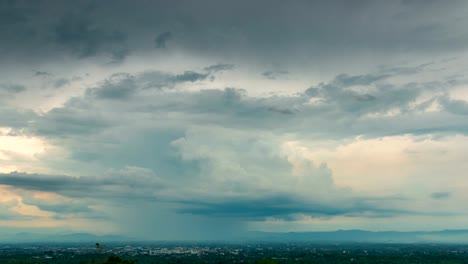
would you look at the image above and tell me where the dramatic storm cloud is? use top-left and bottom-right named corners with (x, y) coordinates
top-left (1, 0), bottom-right (468, 240)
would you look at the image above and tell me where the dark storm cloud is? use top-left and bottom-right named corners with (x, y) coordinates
top-left (0, 1), bottom-right (28, 25)
top-left (2, 0), bottom-right (467, 64)
top-left (155, 31), bottom-right (172, 48)
top-left (177, 195), bottom-right (413, 220)
top-left (53, 13), bottom-right (129, 61)
top-left (0, 171), bottom-right (417, 221)
top-left (0, 0), bottom-right (130, 62)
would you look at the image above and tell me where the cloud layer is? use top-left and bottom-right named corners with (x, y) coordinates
top-left (1, 0), bottom-right (468, 239)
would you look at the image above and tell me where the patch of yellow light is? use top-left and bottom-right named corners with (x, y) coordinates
top-left (0, 186), bottom-right (51, 219)
top-left (0, 127), bottom-right (46, 157)
top-left (0, 216), bottom-right (115, 233)
top-left (364, 108), bottom-right (402, 118)
top-left (0, 127), bottom-right (55, 173)
top-left (0, 185), bottom-right (21, 204)
top-left (449, 86), bottom-right (468, 101)
top-left (0, 187), bottom-right (114, 232)
top-left (32, 191), bottom-right (65, 201)
top-left (284, 136), bottom-right (413, 192)
top-left (424, 100), bottom-right (442, 112)
top-left (282, 135), bottom-right (468, 194)
top-left (11, 201), bottom-right (52, 218)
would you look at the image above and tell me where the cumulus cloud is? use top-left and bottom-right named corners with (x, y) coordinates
top-left (0, 145), bottom-right (414, 222)
top-left (84, 70), bottom-right (212, 100)
top-left (1, 62), bottom-right (457, 225)
top-left (9, 62), bottom-right (465, 162)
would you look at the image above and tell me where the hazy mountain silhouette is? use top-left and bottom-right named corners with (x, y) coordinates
top-left (246, 230), bottom-right (468, 243)
top-left (3, 230), bottom-right (468, 243)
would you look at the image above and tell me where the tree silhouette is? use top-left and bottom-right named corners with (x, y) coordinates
top-left (102, 255), bottom-right (137, 264)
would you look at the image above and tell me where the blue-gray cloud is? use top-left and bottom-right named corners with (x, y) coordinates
top-left (439, 96), bottom-right (468, 116)
top-left (204, 63), bottom-right (234, 73)
top-left (430, 192), bottom-right (451, 200)
top-left (52, 78), bottom-right (71, 88)
top-left (54, 13), bottom-right (129, 61)
top-left (176, 195), bottom-right (416, 220)
top-left (174, 71), bottom-right (209, 82)
top-left (33, 106), bottom-right (112, 136)
top-left (155, 31), bottom-right (172, 48)
top-left (34, 71), bottom-right (52, 77)
top-left (1, 0), bottom-right (468, 237)
top-left (2, 0), bottom-right (468, 65)
top-left (0, 84), bottom-right (26, 94)
top-left (0, 170), bottom-right (418, 222)
top-left (262, 70), bottom-right (289, 80)
top-left (12, 63), bottom-right (466, 145)
top-left (0, 168), bottom-right (164, 200)
top-left (0, 106), bottom-right (36, 129)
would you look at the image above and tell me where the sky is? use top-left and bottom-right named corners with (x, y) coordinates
top-left (1, 0), bottom-right (468, 240)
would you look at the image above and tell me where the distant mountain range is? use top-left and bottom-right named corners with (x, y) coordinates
top-left (2, 230), bottom-right (468, 243)
top-left (245, 229), bottom-right (468, 243)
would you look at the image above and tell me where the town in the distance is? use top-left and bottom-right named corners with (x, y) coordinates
top-left (2, 242), bottom-right (468, 264)
top-left (3, 230), bottom-right (468, 263)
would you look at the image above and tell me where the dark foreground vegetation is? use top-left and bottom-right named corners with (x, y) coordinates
top-left (2, 242), bottom-right (468, 263)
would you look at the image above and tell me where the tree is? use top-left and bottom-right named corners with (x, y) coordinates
top-left (102, 256), bottom-right (137, 264)
top-left (257, 259), bottom-right (280, 264)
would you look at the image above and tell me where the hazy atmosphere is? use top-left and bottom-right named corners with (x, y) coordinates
top-left (1, 0), bottom-right (468, 240)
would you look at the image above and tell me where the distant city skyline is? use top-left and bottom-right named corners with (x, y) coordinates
top-left (1, 0), bottom-right (468, 240)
